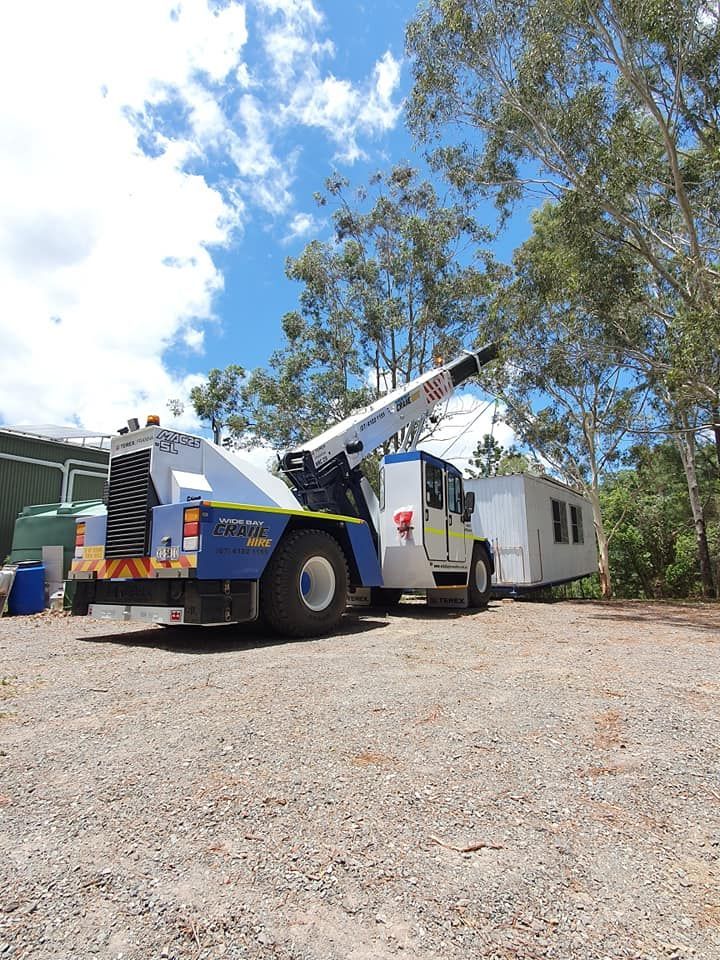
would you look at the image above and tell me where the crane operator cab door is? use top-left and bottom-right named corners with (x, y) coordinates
top-left (423, 460), bottom-right (470, 563)
top-left (446, 469), bottom-right (470, 563)
top-left (423, 460), bottom-right (448, 561)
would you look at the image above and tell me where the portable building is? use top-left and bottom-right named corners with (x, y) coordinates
top-left (466, 473), bottom-right (597, 592)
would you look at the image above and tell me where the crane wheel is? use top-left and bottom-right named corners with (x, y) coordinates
top-left (468, 545), bottom-right (492, 608)
top-left (260, 529), bottom-right (348, 638)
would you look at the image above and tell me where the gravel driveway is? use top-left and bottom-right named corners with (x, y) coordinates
top-left (0, 599), bottom-right (718, 959)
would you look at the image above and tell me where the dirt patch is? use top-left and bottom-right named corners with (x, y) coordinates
top-left (0, 599), bottom-right (719, 959)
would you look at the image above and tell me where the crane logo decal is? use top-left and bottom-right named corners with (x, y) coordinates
top-left (212, 518), bottom-right (273, 549)
top-left (155, 430), bottom-right (202, 455)
top-left (396, 389), bottom-right (420, 412)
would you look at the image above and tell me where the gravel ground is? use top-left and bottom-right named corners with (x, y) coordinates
top-left (0, 598), bottom-right (718, 960)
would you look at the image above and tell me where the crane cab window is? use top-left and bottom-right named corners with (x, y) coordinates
top-left (447, 473), bottom-right (463, 514)
top-left (425, 463), bottom-right (444, 509)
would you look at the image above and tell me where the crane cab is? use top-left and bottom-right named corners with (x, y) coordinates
top-left (378, 451), bottom-right (493, 605)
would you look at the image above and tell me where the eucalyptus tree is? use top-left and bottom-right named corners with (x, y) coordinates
top-left (481, 195), bottom-right (717, 595)
top-left (168, 364), bottom-right (247, 446)
top-left (407, 0), bottom-right (720, 416)
top-left (652, 388), bottom-right (717, 594)
top-left (600, 440), bottom-right (719, 598)
top-left (484, 203), bottom-right (651, 598)
top-left (242, 164), bottom-right (499, 450)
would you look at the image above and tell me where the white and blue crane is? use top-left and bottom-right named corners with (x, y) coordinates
top-left (70, 344), bottom-right (497, 636)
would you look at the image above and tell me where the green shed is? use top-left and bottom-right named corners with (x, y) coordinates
top-left (0, 427), bottom-right (109, 563)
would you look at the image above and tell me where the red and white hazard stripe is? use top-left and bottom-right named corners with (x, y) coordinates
top-left (422, 373), bottom-right (451, 403)
top-left (71, 554), bottom-right (197, 579)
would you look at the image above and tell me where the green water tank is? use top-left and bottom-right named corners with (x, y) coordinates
top-left (10, 501), bottom-right (106, 576)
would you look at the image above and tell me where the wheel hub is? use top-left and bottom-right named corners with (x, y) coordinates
top-left (475, 558), bottom-right (488, 593)
top-left (299, 556), bottom-right (336, 612)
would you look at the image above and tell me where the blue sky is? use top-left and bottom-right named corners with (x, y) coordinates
top-left (0, 0), bottom-right (531, 465)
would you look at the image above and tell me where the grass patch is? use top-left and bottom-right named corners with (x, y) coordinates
top-left (0, 676), bottom-right (18, 699)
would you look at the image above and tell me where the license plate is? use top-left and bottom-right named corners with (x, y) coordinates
top-left (156, 546), bottom-right (180, 561)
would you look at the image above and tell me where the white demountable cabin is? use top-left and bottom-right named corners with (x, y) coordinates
top-left (465, 474), bottom-right (597, 592)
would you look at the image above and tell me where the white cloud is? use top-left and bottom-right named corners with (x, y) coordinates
top-left (285, 51), bottom-right (403, 162)
top-left (0, 0), bottom-right (403, 435)
top-left (260, 0), bottom-right (328, 89)
top-left (183, 327), bottom-right (206, 351)
top-left (418, 393), bottom-right (516, 474)
top-left (228, 95), bottom-right (298, 214)
top-left (283, 211), bottom-right (319, 243)
top-left (259, 0), bottom-right (402, 162)
top-left (0, 0), bottom-right (244, 431)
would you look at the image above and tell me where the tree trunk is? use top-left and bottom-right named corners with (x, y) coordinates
top-left (586, 487), bottom-right (613, 599)
top-left (714, 409), bottom-right (720, 591)
top-left (675, 421), bottom-right (716, 598)
top-left (582, 416), bottom-right (613, 600)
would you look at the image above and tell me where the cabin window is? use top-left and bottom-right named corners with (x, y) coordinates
top-left (551, 498), bottom-right (569, 543)
top-left (447, 473), bottom-right (463, 514)
top-left (425, 463), bottom-right (444, 510)
top-left (570, 504), bottom-right (584, 543)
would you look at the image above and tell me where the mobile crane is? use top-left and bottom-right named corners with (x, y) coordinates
top-left (70, 344), bottom-right (497, 637)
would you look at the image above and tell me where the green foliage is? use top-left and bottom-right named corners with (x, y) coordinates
top-left (466, 432), bottom-right (541, 477)
top-left (242, 165), bottom-right (500, 451)
top-left (407, 0), bottom-right (720, 411)
top-left (599, 440), bottom-right (720, 597)
top-left (476, 201), bottom-right (655, 596)
top-left (549, 576), bottom-right (601, 600)
top-left (179, 365), bottom-right (247, 445)
top-left (241, 311), bottom-right (369, 450)
top-left (481, 203), bottom-right (650, 492)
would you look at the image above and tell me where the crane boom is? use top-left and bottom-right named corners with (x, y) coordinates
top-left (279, 344), bottom-right (497, 532)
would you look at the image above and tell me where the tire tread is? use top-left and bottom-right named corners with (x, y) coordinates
top-left (261, 529), bottom-right (348, 638)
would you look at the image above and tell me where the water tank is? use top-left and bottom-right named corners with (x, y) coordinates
top-left (8, 561), bottom-right (45, 615)
top-left (9, 501), bottom-right (105, 576)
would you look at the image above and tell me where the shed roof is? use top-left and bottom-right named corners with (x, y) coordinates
top-left (1, 425), bottom-right (112, 449)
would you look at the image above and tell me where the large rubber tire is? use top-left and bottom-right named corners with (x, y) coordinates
top-left (260, 529), bottom-right (348, 638)
top-left (369, 587), bottom-right (403, 608)
top-left (468, 545), bottom-right (492, 608)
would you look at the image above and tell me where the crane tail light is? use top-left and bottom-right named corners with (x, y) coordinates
top-left (74, 522), bottom-right (86, 557)
top-left (182, 506), bottom-right (201, 551)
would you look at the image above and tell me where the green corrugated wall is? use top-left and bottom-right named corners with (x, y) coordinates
top-left (0, 432), bottom-right (109, 562)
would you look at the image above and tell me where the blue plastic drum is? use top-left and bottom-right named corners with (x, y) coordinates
top-left (8, 561), bottom-right (45, 615)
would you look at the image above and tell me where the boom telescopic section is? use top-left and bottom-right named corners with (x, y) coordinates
top-left (279, 343), bottom-right (498, 530)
